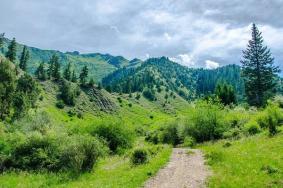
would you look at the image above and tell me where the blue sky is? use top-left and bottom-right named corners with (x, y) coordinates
top-left (1, 0), bottom-right (282, 70)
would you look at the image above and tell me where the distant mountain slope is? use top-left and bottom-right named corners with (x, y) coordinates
top-left (102, 57), bottom-right (197, 100)
top-left (102, 57), bottom-right (247, 100)
top-left (0, 38), bottom-right (138, 81)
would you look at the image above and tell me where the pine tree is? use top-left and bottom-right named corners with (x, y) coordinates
top-left (215, 82), bottom-right (236, 105)
top-left (48, 54), bottom-right (60, 80)
top-left (63, 62), bottom-right (72, 81)
top-left (35, 61), bottom-right (47, 80)
top-left (6, 38), bottom-right (17, 63)
top-left (53, 60), bottom-right (61, 81)
top-left (0, 60), bottom-right (16, 120)
top-left (79, 65), bottom-right (88, 86)
top-left (0, 33), bottom-right (4, 53)
top-left (19, 46), bottom-right (30, 71)
top-left (241, 24), bottom-right (280, 107)
top-left (71, 70), bottom-right (77, 82)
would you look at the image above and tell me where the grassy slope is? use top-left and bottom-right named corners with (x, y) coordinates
top-left (0, 81), bottom-right (188, 188)
top-left (200, 129), bottom-right (283, 188)
top-left (0, 146), bottom-right (172, 188)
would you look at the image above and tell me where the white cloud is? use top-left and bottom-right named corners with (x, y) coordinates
top-left (170, 54), bottom-right (195, 67)
top-left (164, 32), bottom-right (172, 41)
top-left (205, 60), bottom-right (220, 69)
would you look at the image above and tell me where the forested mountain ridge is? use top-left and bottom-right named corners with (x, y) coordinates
top-left (0, 37), bottom-right (136, 81)
top-left (102, 57), bottom-right (248, 100)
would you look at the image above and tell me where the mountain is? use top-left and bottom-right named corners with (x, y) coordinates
top-left (0, 38), bottom-right (140, 82)
top-left (102, 57), bottom-right (246, 100)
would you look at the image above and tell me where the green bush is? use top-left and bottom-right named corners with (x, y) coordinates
top-left (60, 135), bottom-right (108, 173)
top-left (145, 131), bottom-right (159, 144)
top-left (182, 136), bottom-right (195, 147)
top-left (244, 120), bottom-right (261, 135)
top-left (182, 101), bottom-right (228, 142)
top-left (0, 130), bottom-right (107, 173)
top-left (143, 88), bottom-right (156, 101)
top-left (56, 100), bottom-right (65, 109)
top-left (91, 123), bottom-right (134, 153)
top-left (159, 123), bottom-right (181, 146)
top-left (131, 148), bottom-right (148, 165)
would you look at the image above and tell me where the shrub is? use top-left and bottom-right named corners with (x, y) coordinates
top-left (1, 130), bottom-right (107, 173)
top-left (56, 100), bottom-right (65, 109)
top-left (182, 101), bottom-right (228, 142)
top-left (131, 148), bottom-right (148, 165)
top-left (91, 123), bottom-right (134, 153)
top-left (244, 120), bottom-right (261, 135)
top-left (182, 136), bottom-right (195, 147)
top-left (143, 88), bottom-right (156, 101)
top-left (145, 131), bottom-right (159, 144)
top-left (159, 123), bottom-right (181, 146)
top-left (60, 135), bottom-right (108, 173)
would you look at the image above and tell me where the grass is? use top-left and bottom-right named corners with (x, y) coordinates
top-left (200, 129), bottom-right (283, 188)
top-left (0, 145), bottom-right (171, 188)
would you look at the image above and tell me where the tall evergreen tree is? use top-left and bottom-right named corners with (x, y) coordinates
top-left (53, 60), bottom-right (61, 81)
top-left (241, 24), bottom-right (280, 107)
top-left (71, 70), bottom-right (77, 83)
top-left (63, 62), bottom-right (72, 81)
top-left (0, 33), bottom-right (4, 53)
top-left (47, 54), bottom-right (60, 80)
top-left (19, 46), bottom-right (30, 71)
top-left (35, 61), bottom-right (47, 80)
top-left (0, 60), bottom-right (16, 120)
top-left (6, 38), bottom-right (17, 63)
top-left (79, 65), bottom-right (88, 86)
top-left (215, 82), bottom-right (236, 105)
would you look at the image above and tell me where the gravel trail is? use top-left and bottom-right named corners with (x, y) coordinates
top-left (143, 148), bottom-right (211, 188)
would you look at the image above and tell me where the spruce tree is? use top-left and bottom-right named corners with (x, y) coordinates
top-left (47, 54), bottom-right (60, 80)
top-left (215, 82), bottom-right (236, 105)
top-left (71, 70), bottom-right (77, 82)
top-left (53, 60), bottom-right (61, 81)
top-left (241, 24), bottom-right (280, 107)
top-left (35, 61), bottom-right (47, 80)
top-left (6, 38), bottom-right (17, 63)
top-left (0, 33), bottom-right (4, 53)
top-left (63, 62), bottom-right (72, 81)
top-left (79, 66), bottom-right (88, 86)
top-left (19, 46), bottom-right (30, 71)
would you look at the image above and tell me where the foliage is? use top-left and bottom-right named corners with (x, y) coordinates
top-left (159, 123), bottom-right (181, 146)
top-left (35, 61), bottom-right (47, 80)
top-left (80, 65), bottom-right (89, 86)
top-left (5, 38), bottom-right (17, 63)
top-left (182, 101), bottom-right (228, 142)
top-left (0, 60), bottom-right (16, 120)
top-left (56, 100), bottom-right (65, 109)
top-left (90, 123), bottom-right (134, 153)
top-left (244, 120), bottom-right (261, 135)
top-left (60, 80), bottom-right (77, 106)
top-left (241, 24), bottom-right (280, 107)
top-left (131, 148), bottom-right (148, 165)
top-left (13, 74), bottom-right (39, 119)
top-left (63, 62), bottom-right (72, 81)
top-left (215, 82), bottom-right (236, 105)
top-left (19, 46), bottom-right (30, 71)
top-left (142, 88), bottom-right (156, 101)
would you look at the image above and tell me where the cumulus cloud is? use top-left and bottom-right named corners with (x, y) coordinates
top-left (0, 0), bottom-right (283, 70)
top-left (205, 60), bottom-right (220, 69)
top-left (170, 54), bottom-right (195, 67)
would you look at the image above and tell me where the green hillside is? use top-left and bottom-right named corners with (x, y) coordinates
top-left (0, 38), bottom-right (136, 81)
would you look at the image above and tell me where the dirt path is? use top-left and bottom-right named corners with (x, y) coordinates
top-left (143, 148), bottom-right (211, 188)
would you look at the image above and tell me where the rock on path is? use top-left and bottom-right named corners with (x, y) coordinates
top-left (143, 148), bottom-right (211, 188)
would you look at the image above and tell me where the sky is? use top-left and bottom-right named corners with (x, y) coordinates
top-left (1, 0), bottom-right (283, 70)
